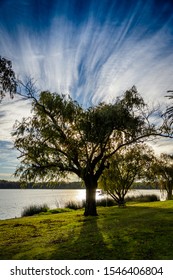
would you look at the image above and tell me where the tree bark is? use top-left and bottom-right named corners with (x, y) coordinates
top-left (117, 196), bottom-right (126, 207)
top-left (167, 184), bottom-right (173, 200)
top-left (84, 177), bottom-right (98, 216)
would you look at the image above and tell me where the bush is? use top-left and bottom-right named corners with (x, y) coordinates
top-left (125, 194), bottom-right (159, 203)
top-left (65, 198), bottom-right (116, 210)
top-left (42, 208), bottom-right (74, 215)
top-left (96, 198), bottom-right (116, 207)
top-left (21, 204), bottom-right (49, 217)
top-left (64, 200), bottom-right (85, 210)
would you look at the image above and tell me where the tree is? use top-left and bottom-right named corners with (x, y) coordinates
top-left (99, 144), bottom-right (154, 206)
top-left (0, 56), bottom-right (17, 101)
top-left (149, 153), bottom-right (173, 200)
top-left (163, 89), bottom-right (173, 124)
top-left (12, 86), bottom-right (171, 216)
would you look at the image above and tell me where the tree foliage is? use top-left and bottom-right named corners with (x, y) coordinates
top-left (149, 153), bottom-right (173, 200)
top-left (0, 56), bottom-right (17, 101)
top-left (99, 144), bottom-right (154, 206)
top-left (12, 86), bottom-right (171, 215)
top-left (165, 90), bottom-right (173, 124)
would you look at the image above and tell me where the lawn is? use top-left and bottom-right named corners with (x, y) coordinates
top-left (0, 201), bottom-right (173, 259)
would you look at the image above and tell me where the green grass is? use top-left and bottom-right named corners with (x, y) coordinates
top-left (0, 200), bottom-right (173, 259)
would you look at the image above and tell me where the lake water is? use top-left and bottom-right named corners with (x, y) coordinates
top-left (0, 188), bottom-right (166, 220)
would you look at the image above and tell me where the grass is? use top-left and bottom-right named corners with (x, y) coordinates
top-left (0, 200), bottom-right (173, 259)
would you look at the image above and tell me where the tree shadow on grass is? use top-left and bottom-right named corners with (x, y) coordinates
top-left (71, 205), bottom-right (173, 260)
top-left (71, 217), bottom-right (112, 259)
top-left (101, 204), bottom-right (173, 260)
top-left (49, 212), bottom-right (139, 260)
top-left (48, 203), bottom-right (173, 260)
top-left (50, 216), bottom-right (112, 260)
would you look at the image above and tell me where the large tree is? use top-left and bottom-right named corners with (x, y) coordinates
top-left (99, 144), bottom-right (154, 206)
top-left (0, 56), bottom-right (17, 101)
top-left (12, 86), bottom-right (171, 215)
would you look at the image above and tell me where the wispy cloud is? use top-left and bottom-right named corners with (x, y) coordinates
top-left (0, 140), bottom-right (19, 180)
top-left (0, 1), bottom-right (173, 106)
top-left (0, 96), bottom-right (31, 178)
top-left (0, 95), bottom-right (32, 141)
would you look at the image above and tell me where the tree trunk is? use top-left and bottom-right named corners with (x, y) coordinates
top-left (167, 185), bottom-right (173, 200)
top-left (84, 177), bottom-right (98, 216)
top-left (117, 196), bottom-right (126, 207)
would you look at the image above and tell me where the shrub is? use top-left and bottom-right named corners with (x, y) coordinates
top-left (64, 200), bottom-right (84, 210)
top-left (41, 208), bottom-right (74, 215)
top-left (48, 208), bottom-right (73, 214)
top-left (21, 204), bottom-right (49, 217)
top-left (65, 198), bottom-right (116, 209)
top-left (125, 194), bottom-right (159, 203)
top-left (96, 198), bottom-right (116, 207)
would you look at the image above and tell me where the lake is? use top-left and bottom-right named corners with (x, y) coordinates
top-left (0, 188), bottom-right (166, 220)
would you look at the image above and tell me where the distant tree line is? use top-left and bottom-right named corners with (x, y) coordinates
top-left (0, 179), bottom-right (156, 190)
top-left (0, 180), bottom-right (83, 189)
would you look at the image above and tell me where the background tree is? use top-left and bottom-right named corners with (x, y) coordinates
top-left (99, 144), bottom-right (154, 206)
top-left (165, 90), bottom-right (173, 124)
top-left (149, 153), bottom-right (173, 200)
top-left (0, 56), bottom-right (17, 101)
top-left (12, 86), bottom-right (171, 216)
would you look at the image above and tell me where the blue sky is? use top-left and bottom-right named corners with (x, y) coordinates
top-left (0, 0), bottom-right (173, 180)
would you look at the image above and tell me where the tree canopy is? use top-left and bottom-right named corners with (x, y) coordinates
top-left (165, 90), bottom-right (173, 124)
top-left (0, 56), bottom-right (17, 101)
top-left (12, 86), bottom-right (171, 215)
top-left (148, 153), bottom-right (173, 200)
top-left (99, 144), bottom-right (154, 206)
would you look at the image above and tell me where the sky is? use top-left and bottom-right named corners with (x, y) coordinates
top-left (0, 0), bottom-right (173, 180)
